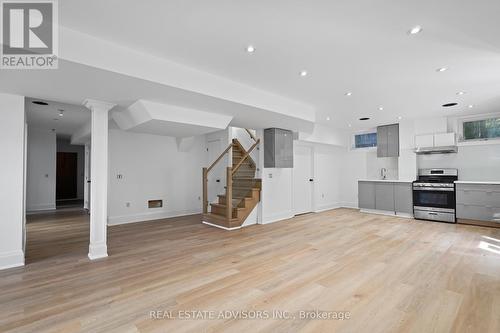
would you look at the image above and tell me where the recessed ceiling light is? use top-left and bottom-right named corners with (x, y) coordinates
top-left (345, 92), bottom-right (352, 96)
top-left (359, 117), bottom-right (370, 121)
top-left (299, 70), bottom-right (308, 77)
top-left (436, 67), bottom-right (448, 72)
top-left (32, 101), bottom-right (48, 106)
top-left (348, 124), bottom-right (352, 127)
top-left (398, 116), bottom-right (403, 120)
top-left (468, 104), bottom-right (474, 108)
top-left (408, 25), bottom-right (423, 35)
top-left (326, 116), bottom-right (330, 121)
top-left (58, 110), bottom-right (64, 117)
top-left (456, 91), bottom-right (466, 95)
top-left (378, 106), bottom-right (384, 111)
top-left (442, 103), bottom-right (458, 107)
top-left (246, 45), bottom-right (255, 53)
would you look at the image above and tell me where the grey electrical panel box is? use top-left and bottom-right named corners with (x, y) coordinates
top-left (264, 128), bottom-right (294, 168)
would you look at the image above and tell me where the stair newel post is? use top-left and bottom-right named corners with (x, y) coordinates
top-left (202, 167), bottom-right (208, 214)
top-left (226, 167), bottom-right (233, 219)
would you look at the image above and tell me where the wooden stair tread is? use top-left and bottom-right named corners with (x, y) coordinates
top-left (210, 203), bottom-right (245, 211)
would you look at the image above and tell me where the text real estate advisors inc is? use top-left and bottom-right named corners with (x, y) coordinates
top-left (149, 309), bottom-right (352, 321)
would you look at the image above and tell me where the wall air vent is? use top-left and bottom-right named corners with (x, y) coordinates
top-left (148, 200), bottom-right (163, 208)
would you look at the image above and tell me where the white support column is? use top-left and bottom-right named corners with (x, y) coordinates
top-left (83, 99), bottom-right (116, 260)
top-left (83, 143), bottom-right (90, 211)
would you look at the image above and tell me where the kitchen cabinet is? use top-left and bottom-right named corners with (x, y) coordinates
top-left (415, 133), bottom-right (456, 148)
top-left (358, 180), bottom-right (413, 215)
top-left (358, 181), bottom-right (375, 210)
top-left (415, 134), bottom-right (434, 148)
top-left (264, 128), bottom-right (293, 168)
top-left (456, 183), bottom-right (500, 224)
top-left (394, 183), bottom-right (413, 214)
top-left (377, 124), bottom-right (399, 157)
top-left (375, 183), bottom-right (395, 211)
top-left (434, 133), bottom-right (456, 146)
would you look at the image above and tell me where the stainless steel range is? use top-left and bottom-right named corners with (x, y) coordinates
top-left (413, 169), bottom-right (458, 223)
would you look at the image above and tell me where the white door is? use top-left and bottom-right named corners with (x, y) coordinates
top-left (293, 146), bottom-right (313, 215)
top-left (207, 139), bottom-right (225, 203)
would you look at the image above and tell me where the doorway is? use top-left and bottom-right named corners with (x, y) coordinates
top-left (57, 152), bottom-right (78, 201)
top-left (293, 145), bottom-right (314, 215)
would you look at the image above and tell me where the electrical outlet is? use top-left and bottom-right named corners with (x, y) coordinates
top-left (198, 196), bottom-right (201, 200)
top-left (125, 202), bottom-right (130, 207)
top-left (268, 173), bottom-right (273, 179)
top-left (322, 194), bottom-right (325, 198)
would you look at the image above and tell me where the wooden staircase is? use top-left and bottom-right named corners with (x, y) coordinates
top-left (202, 131), bottom-right (261, 229)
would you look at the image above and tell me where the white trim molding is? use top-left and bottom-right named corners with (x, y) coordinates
top-left (202, 221), bottom-right (241, 231)
top-left (0, 250), bottom-right (25, 270)
top-left (108, 209), bottom-right (201, 226)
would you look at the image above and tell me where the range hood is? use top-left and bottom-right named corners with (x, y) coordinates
top-left (414, 146), bottom-right (458, 154)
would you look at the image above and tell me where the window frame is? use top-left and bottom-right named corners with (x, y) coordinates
top-left (351, 129), bottom-right (378, 151)
top-left (457, 113), bottom-right (500, 143)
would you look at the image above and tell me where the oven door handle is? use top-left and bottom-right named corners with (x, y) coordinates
top-left (413, 187), bottom-right (455, 192)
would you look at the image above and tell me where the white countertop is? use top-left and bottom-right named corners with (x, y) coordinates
top-left (455, 180), bottom-right (500, 185)
top-left (358, 179), bottom-right (414, 183)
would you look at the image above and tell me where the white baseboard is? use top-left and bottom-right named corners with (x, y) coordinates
top-left (314, 202), bottom-right (342, 213)
top-left (360, 209), bottom-right (396, 217)
top-left (88, 242), bottom-right (108, 260)
top-left (27, 203), bottom-right (56, 213)
top-left (108, 209), bottom-right (201, 226)
top-left (0, 250), bottom-right (24, 270)
top-left (261, 211), bottom-right (294, 224)
top-left (202, 221), bottom-right (241, 231)
top-left (339, 202), bottom-right (359, 209)
top-left (395, 212), bottom-right (414, 219)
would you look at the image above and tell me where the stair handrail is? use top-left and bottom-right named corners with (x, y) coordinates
top-left (245, 128), bottom-right (258, 143)
top-left (203, 142), bottom-right (233, 214)
top-left (207, 143), bottom-right (233, 172)
top-left (231, 139), bottom-right (260, 176)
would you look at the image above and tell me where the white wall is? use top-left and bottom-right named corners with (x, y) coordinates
top-left (57, 138), bottom-right (85, 200)
top-left (107, 129), bottom-right (205, 225)
top-left (26, 128), bottom-right (56, 211)
top-left (418, 144), bottom-right (500, 181)
top-left (339, 149), bottom-right (367, 208)
top-left (261, 137), bottom-right (347, 224)
top-left (0, 93), bottom-right (25, 270)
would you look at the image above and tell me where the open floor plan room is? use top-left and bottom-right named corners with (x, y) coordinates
top-left (1, 209), bottom-right (499, 332)
top-left (1, 1), bottom-right (500, 332)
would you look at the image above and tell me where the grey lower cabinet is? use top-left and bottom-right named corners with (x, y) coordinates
top-left (394, 183), bottom-right (413, 214)
top-left (375, 183), bottom-right (395, 211)
top-left (456, 183), bottom-right (500, 223)
top-left (358, 181), bottom-right (375, 209)
top-left (377, 124), bottom-right (399, 157)
top-left (358, 181), bottom-right (413, 215)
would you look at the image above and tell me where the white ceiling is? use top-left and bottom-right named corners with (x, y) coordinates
top-left (26, 97), bottom-right (90, 138)
top-left (58, 0), bottom-right (500, 130)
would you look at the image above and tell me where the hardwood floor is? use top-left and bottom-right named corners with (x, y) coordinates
top-left (1, 209), bottom-right (500, 332)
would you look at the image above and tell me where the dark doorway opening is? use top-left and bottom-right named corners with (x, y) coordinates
top-left (56, 152), bottom-right (80, 207)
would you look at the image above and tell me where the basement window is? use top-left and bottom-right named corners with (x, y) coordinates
top-left (353, 132), bottom-right (377, 149)
top-left (461, 116), bottom-right (500, 141)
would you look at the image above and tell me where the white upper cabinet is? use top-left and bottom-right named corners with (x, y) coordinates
top-left (415, 133), bottom-right (456, 148)
top-left (415, 134), bottom-right (434, 148)
top-left (434, 133), bottom-right (456, 146)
